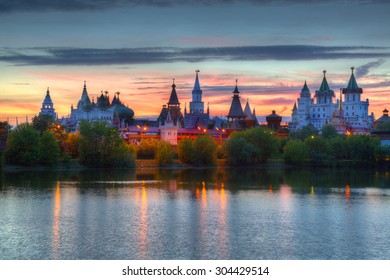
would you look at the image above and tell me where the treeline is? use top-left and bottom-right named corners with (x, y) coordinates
top-left (284, 125), bottom-right (389, 166)
top-left (1, 117), bottom-right (389, 169)
top-left (1, 117), bottom-right (137, 168)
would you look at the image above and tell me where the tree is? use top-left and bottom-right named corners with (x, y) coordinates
top-left (0, 121), bottom-right (11, 152)
top-left (304, 136), bottom-right (332, 164)
top-left (178, 137), bottom-right (193, 164)
top-left (192, 134), bottom-right (217, 166)
top-left (156, 141), bottom-right (174, 166)
top-left (78, 120), bottom-right (135, 168)
top-left (64, 132), bottom-right (80, 158)
top-left (136, 138), bottom-right (158, 159)
top-left (289, 125), bottom-right (317, 140)
top-left (224, 134), bottom-right (255, 166)
top-left (224, 127), bottom-right (279, 165)
top-left (321, 125), bottom-right (338, 139)
top-left (5, 124), bottom-right (40, 165)
top-left (347, 134), bottom-right (380, 165)
top-left (283, 140), bottom-right (309, 165)
top-left (39, 130), bottom-right (61, 166)
top-left (32, 114), bottom-right (55, 134)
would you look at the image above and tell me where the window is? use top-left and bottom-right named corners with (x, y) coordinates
top-left (323, 108), bottom-right (325, 111)
top-left (353, 94), bottom-right (355, 101)
top-left (352, 106), bottom-right (354, 110)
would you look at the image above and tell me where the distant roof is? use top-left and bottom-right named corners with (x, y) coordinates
top-left (43, 87), bottom-right (53, 105)
top-left (227, 83), bottom-right (246, 119)
top-left (343, 67), bottom-right (363, 94)
top-left (168, 81), bottom-right (180, 105)
top-left (319, 70), bottom-right (330, 92)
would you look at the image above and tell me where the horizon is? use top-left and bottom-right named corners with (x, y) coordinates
top-left (1, 0), bottom-right (389, 125)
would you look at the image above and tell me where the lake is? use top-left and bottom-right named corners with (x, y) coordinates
top-left (1, 167), bottom-right (389, 259)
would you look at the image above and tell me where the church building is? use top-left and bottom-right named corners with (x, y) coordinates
top-left (39, 87), bottom-right (56, 120)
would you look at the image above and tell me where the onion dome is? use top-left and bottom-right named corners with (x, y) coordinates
top-left (113, 103), bottom-right (134, 120)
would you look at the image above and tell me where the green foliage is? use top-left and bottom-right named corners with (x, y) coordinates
top-left (39, 130), bottom-right (61, 166)
top-left (283, 140), bottom-right (308, 165)
top-left (178, 138), bottom-right (193, 164)
top-left (304, 136), bottom-right (332, 164)
top-left (192, 135), bottom-right (217, 166)
top-left (5, 124), bottom-right (40, 165)
top-left (347, 134), bottom-right (380, 164)
top-left (0, 121), bottom-right (11, 152)
top-left (177, 135), bottom-right (217, 166)
top-left (79, 121), bottom-right (135, 168)
top-left (321, 125), bottom-right (338, 139)
top-left (156, 141), bottom-right (174, 166)
top-left (224, 135), bottom-right (255, 166)
top-left (289, 125), bottom-right (317, 140)
top-left (136, 138), bottom-right (159, 159)
top-left (224, 127), bottom-right (279, 165)
top-left (32, 114), bottom-right (55, 134)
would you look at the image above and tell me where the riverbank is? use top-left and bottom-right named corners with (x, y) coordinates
top-left (2, 157), bottom-right (389, 172)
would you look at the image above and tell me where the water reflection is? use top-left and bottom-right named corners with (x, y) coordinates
top-left (51, 182), bottom-right (61, 258)
top-left (1, 167), bottom-right (390, 259)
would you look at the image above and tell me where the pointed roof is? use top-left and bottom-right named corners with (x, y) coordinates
top-left (302, 80), bottom-right (309, 91)
top-left (227, 80), bottom-right (246, 119)
top-left (43, 87), bottom-right (53, 105)
top-left (80, 81), bottom-right (91, 103)
top-left (319, 70), bottom-right (330, 91)
top-left (300, 80), bottom-right (311, 98)
top-left (343, 67), bottom-right (363, 94)
top-left (193, 70), bottom-right (202, 93)
top-left (292, 102), bottom-right (297, 112)
top-left (168, 79), bottom-right (180, 105)
top-left (244, 99), bottom-right (253, 120)
top-left (347, 67), bottom-right (359, 89)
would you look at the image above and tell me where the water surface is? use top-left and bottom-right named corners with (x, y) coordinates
top-left (1, 168), bottom-right (389, 259)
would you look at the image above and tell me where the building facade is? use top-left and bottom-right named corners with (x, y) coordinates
top-left (39, 87), bottom-right (56, 119)
top-left (291, 68), bottom-right (373, 133)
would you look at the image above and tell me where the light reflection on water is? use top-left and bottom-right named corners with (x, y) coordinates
top-left (0, 168), bottom-right (390, 260)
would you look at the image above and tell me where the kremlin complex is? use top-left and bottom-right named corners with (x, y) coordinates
top-left (36, 69), bottom-right (389, 145)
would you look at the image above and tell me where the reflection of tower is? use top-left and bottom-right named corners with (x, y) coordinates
top-left (51, 182), bottom-right (61, 258)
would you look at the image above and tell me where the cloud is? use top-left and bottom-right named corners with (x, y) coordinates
top-left (355, 59), bottom-right (386, 78)
top-left (1, 45), bottom-right (389, 66)
top-left (0, 0), bottom-right (388, 13)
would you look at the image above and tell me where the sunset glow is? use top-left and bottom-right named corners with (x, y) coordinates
top-left (1, 1), bottom-right (389, 126)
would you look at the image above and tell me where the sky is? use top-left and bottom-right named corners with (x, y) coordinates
top-left (1, 0), bottom-right (390, 125)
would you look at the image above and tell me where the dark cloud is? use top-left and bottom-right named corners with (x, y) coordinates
top-left (1, 45), bottom-right (389, 66)
top-left (355, 59), bottom-right (385, 78)
top-left (0, 0), bottom-right (388, 13)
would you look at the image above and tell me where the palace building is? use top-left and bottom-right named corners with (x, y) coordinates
top-left (290, 68), bottom-right (374, 133)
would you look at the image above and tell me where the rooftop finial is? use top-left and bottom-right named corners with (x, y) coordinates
top-left (47, 87), bottom-right (49, 93)
top-left (236, 79), bottom-right (238, 86)
top-left (84, 80), bottom-right (86, 87)
top-left (323, 70), bottom-right (326, 77)
top-left (195, 69), bottom-right (200, 74)
top-left (351, 66), bottom-right (355, 73)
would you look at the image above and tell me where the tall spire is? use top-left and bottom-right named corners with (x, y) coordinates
top-left (233, 79), bottom-right (240, 94)
top-left (193, 70), bottom-right (201, 92)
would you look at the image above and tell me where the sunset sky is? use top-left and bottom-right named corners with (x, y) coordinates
top-left (1, 0), bottom-right (390, 125)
